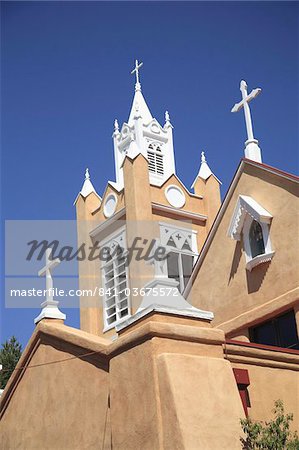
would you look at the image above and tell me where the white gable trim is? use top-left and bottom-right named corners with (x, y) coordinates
top-left (228, 195), bottom-right (272, 241)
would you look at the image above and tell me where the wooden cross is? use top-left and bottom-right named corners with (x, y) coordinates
top-left (231, 80), bottom-right (261, 142)
top-left (131, 59), bottom-right (143, 86)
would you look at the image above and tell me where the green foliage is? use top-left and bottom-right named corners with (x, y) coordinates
top-left (241, 400), bottom-right (299, 449)
top-left (0, 336), bottom-right (22, 389)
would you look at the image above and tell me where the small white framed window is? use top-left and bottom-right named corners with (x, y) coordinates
top-left (101, 229), bottom-right (130, 331)
top-left (228, 195), bottom-right (275, 271)
top-left (160, 223), bottom-right (198, 292)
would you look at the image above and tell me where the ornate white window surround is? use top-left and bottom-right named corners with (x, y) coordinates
top-left (100, 228), bottom-right (131, 332)
top-left (228, 195), bottom-right (275, 271)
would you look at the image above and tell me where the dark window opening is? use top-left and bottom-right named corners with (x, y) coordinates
top-left (250, 310), bottom-right (299, 350)
top-left (181, 253), bottom-right (193, 290)
top-left (167, 251), bottom-right (180, 287)
top-left (249, 220), bottom-right (265, 258)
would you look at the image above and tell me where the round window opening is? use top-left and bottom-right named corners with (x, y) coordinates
top-left (104, 194), bottom-right (117, 218)
top-left (165, 185), bottom-right (186, 209)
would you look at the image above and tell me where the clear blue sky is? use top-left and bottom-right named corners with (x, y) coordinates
top-left (1, 1), bottom-right (298, 348)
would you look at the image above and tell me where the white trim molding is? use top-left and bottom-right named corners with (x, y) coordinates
top-left (152, 202), bottom-right (207, 223)
top-left (228, 195), bottom-right (274, 271)
top-left (228, 195), bottom-right (272, 241)
top-left (245, 251), bottom-right (275, 272)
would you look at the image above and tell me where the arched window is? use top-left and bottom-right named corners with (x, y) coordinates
top-left (228, 195), bottom-right (274, 271)
top-left (163, 229), bottom-right (196, 293)
top-left (249, 220), bottom-right (265, 258)
top-left (147, 142), bottom-right (164, 176)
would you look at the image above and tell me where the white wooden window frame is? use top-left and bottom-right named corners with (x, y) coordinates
top-left (100, 227), bottom-right (131, 332)
top-left (159, 222), bottom-right (198, 292)
top-left (243, 215), bottom-right (275, 271)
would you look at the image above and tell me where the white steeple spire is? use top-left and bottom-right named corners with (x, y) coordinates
top-left (164, 110), bottom-right (173, 129)
top-left (198, 151), bottom-right (212, 180)
top-left (74, 168), bottom-right (101, 205)
top-left (114, 119), bottom-right (119, 133)
top-left (80, 168), bottom-right (97, 197)
top-left (231, 80), bottom-right (262, 163)
top-left (191, 151), bottom-right (220, 189)
top-left (112, 60), bottom-right (176, 189)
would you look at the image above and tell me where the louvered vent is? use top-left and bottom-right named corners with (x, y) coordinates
top-left (147, 144), bottom-right (164, 176)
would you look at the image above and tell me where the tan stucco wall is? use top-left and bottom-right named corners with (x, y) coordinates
top-left (157, 354), bottom-right (243, 449)
top-left (0, 332), bottom-right (110, 449)
top-left (150, 174), bottom-right (205, 215)
top-left (189, 163), bottom-right (299, 335)
top-left (193, 175), bottom-right (221, 229)
top-left (226, 342), bottom-right (299, 431)
top-left (92, 184), bottom-right (125, 220)
top-left (110, 318), bottom-right (245, 450)
top-left (234, 362), bottom-right (299, 430)
top-left (1, 317), bottom-right (298, 449)
top-left (76, 193), bottom-right (104, 335)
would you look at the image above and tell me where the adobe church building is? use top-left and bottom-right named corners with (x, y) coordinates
top-left (1, 62), bottom-right (298, 449)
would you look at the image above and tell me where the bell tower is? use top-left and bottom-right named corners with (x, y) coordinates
top-left (75, 61), bottom-right (221, 337)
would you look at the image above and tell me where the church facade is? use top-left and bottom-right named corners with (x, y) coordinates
top-left (0, 63), bottom-right (298, 449)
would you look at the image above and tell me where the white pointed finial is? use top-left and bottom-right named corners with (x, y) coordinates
top-left (231, 80), bottom-right (262, 162)
top-left (191, 150), bottom-right (218, 188)
top-left (164, 110), bottom-right (173, 129)
top-left (85, 168), bottom-right (90, 180)
top-left (131, 59), bottom-right (143, 91)
top-left (114, 119), bottom-right (119, 132)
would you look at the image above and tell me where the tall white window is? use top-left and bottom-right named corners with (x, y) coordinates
top-left (101, 230), bottom-right (130, 330)
top-left (147, 142), bottom-right (164, 176)
top-left (160, 224), bottom-right (198, 293)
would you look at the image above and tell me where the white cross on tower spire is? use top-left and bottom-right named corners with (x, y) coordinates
top-left (34, 248), bottom-right (66, 324)
top-left (231, 80), bottom-right (262, 163)
top-left (131, 59), bottom-right (143, 92)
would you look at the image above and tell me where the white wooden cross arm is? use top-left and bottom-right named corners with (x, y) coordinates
top-left (38, 256), bottom-right (60, 276)
top-left (231, 80), bottom-right (262, 163)
top-left (231, 88), bottom-right (261, 113)
top-left (131, 59), bottom-right (143, 90)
